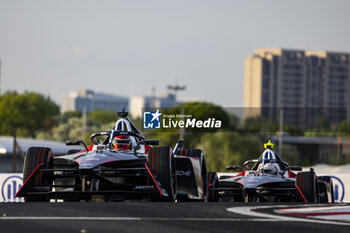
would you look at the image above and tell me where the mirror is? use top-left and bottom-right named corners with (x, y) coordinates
top-left (143, 140), bottom-right (159, 146)
top-left (65, 140), bottom-right (88, 152)
top-left (289, 166), bottom-right (302, 171)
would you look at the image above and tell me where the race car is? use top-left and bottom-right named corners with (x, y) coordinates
top-left (16, 110), bottom-right (207, 202)
top-left (207, 141), bottom-right (334, 203)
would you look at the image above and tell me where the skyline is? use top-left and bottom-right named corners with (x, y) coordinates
top-left (0, 0), bottom-right (350, 107)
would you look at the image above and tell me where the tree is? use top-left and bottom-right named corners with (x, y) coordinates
top-left (242, 116), bottom-right (278, 133)
top-left (37, 116), bottom-right (102, 144)
top-left (336, 120), bottom-right (350, 136)
top-left (57, 111), bottom-right (82, 124)
top-left (196, 131), bottom-right (262, 172)
top-left (0, 91), bottom-right (59, 137)
top-left (89, 110), bottom-right (117, 124)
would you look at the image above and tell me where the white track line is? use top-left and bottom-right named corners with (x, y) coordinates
top-left (275, 206), bottom-right (350, 214)
top-left (0, 216), bottom-right (284, 222)
top-left (226, 205), bottom-right (350, 226)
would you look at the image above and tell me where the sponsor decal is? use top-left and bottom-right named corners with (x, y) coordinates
top-left (330, 176), bottom-right (345, 202)
top-left (0, 175), bottom-right (23, 202)
top-left (176, 171), bottom-right (192, 177)
top-left (163, 118), bottom-right (221, 128)
top-left (143, 109), bottom-right (222, 129)
top-left (143, 110), bottom-right (162, 129)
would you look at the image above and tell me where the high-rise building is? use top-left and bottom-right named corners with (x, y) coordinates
top-left (61, 89), bottom-right (129, 113)
top-left (244, 48), bottom-right (350, 128)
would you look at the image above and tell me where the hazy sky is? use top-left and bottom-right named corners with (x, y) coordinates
top-left (0, 0), bottom-right (349, 107)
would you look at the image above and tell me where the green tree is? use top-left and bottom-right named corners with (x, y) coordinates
top-left (0, 91), bottom-right (59, 137)
top-left (197, 131), bottom-right (262, 172)
top-left (57, 111), bottom-right (82, 124)
top-left (242, 116), bottom-right (278, 133)
top-left (37, 116), bottom-right (102, 144)
top-left (278, 144), bottom-right (309, 166)
top-left (336, 120), bottom-right (350, 136)
top-left (89, 110), bottom-right (117, 124)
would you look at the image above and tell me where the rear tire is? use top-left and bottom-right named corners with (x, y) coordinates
top-left (206, 172), bottom-right (218, 202)
top-left (318, 176), bottom-right (334, 203)
top-left (147, 146), bottom-right (177, 201)
top-left (23, 147), bottom-right (53, 202)
top-left (177, 149), bottom-right (207, 200)
top-left (296, 171), bottom-right (318, 203)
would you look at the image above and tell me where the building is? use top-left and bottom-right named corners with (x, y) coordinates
top-left (271, 135), bottom-right (350, 165)
top-left (130, 92), bottom-right (179, 118)
top-left (61, 89), bottom-right (129, 113)
top-left (244, 48), bottom-right (350, 128)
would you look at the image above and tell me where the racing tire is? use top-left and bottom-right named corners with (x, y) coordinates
top-left (296, 170), bottom-right (318, 203)
top-left (177, 149), bottom-right (207, 200)
top-left (147, 146), bottom-right (177, 202)
top-left (23, 147), bottom-right (53, 202)
top-left (206, 172), bottom-right (218, 202)
top-left (318, 176), bottom-right (334, 203)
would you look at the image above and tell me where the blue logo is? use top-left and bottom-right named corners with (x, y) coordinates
top-left (1, 175), bottom-right (23, 202)
top-left (143, 109), bottom-right (162, 129)
top-left (330, 176), bottom-right (345, 202)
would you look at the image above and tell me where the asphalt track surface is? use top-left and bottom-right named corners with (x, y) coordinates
top-left (0, 202), bottom-right (349, 233)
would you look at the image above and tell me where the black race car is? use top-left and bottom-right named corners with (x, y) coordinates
top-left (207, 141), bottom-right (334, 203)
top-left (16, 111), bottom-right (207, 202)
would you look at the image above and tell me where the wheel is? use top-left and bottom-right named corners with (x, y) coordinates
top-left (200, 154), bottom-right (207, 199)
top-left (296, 170), bottom-right (318, 203)
top-left (23, 147), bottom-right (53, 202)
top-left (177, 149), bottom-right (207, 200)
top-left (147, 146), bottom-right (177, 201)
top-left (318, 176), bottom-right (334, 203)
top-left (206, 172), bottom-right (218, 202)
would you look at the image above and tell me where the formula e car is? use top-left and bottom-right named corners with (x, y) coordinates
top-left (16, 110), bottom-right (207, 202)
top-left (207, 141), bottom-right (334, 203)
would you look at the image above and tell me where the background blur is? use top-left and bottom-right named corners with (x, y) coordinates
top-left (1, 0), bottom-right (350, 173)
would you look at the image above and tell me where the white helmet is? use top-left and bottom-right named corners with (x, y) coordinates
top-left (261, 162), bottom-right (280, 175)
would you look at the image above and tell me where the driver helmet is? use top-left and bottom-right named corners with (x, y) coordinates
top-left (258, 162), bottom-right (280, 175)
top-left (113, 135), bottom-right (132, 151)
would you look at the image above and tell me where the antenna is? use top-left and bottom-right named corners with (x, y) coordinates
top-left (117, 107), bottom-right (128, 118)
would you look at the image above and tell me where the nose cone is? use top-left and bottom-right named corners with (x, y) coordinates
top-left (77, 152), bottom-right (120, 169)
top-left (242, 176), bottom-right (264, 189)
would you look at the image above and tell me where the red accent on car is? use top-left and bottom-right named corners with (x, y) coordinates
top-left (15, 163), bottom-right (45, 197)
top-left (144, 144), bottom-right (151, 154)
top-left (234, 171), bottom-right (246, 177)
top-left (295, 183), bottom-right (307, 203)
top-left (145, 163), bottom-right (163, 196)
top-left (288, 170), bottom-right (296, 178)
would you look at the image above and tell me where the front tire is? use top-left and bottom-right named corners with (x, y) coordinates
top-left (23, 147), bottom-right (53, 202)
top-left (147, 146), bottom-right (177, 201)
top-left (296, 170), bottom-right (318, 203)
top-left (206, 172), bottom-right (218, 202)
